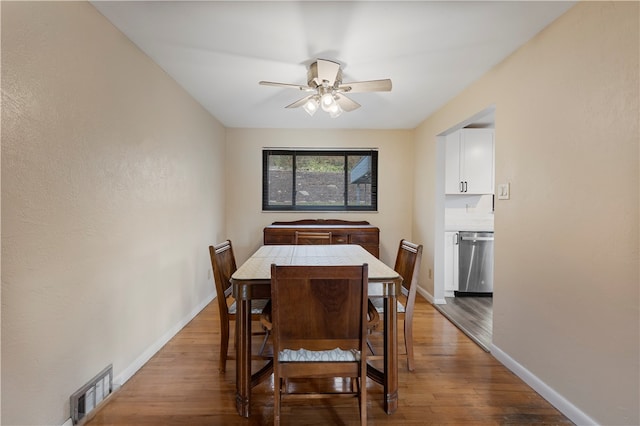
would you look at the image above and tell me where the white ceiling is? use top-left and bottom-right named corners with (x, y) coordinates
top-left (91, 1), bottom-right (575, 130)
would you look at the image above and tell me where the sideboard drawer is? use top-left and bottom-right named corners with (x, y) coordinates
top-left (263, 233), bottom-right (294, 245)
top-left (349, 233), bottom-right (378, 244)
top-left (332, 234), bottom-right (349, 244)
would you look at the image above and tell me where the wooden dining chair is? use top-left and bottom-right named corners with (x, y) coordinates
top-left (367, 239), bottom-right (423, 372)
top-left (270, 264), bottom-right (369, 426)
top-left (293, 231), bottom-right (332, 245)
top-left (209, 240), bottom-right (270, 373)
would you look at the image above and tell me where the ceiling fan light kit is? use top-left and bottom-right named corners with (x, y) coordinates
top-left (259, 59), bottom-right (392, 118)
top-left (302, 96), bottom-right (319, 116)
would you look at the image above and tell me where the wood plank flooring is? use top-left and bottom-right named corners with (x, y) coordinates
top-left (85, 296), bottom-right (572, 425)
top-left (434, 297), bottom-right (493, 351)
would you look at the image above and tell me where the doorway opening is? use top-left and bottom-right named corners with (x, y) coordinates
top-left (433, 106), bottom-right (495, 352)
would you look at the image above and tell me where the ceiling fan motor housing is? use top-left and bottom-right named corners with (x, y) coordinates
top-left (308, 60), bottom-right (343, 89)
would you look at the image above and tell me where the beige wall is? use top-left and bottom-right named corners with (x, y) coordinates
top-left (1, 2), bottom-right (226, 425)
top-left (225, 129), bottom-right (414, 266)
top-left (414, 2), bottom-right (639, 425)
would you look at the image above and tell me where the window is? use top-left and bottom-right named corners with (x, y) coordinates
top-left (263, 149), bottom-right (378, 211)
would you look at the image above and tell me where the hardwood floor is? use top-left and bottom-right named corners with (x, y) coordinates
top-left (434, 297), bottom-right (493, 351)
top-left (85, 296), bottom-right (572, 425)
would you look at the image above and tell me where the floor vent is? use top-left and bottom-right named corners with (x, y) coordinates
top-left (70, 364), bottom-right (113, 425)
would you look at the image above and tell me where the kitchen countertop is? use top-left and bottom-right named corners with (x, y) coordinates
top-left (445, 214), bottom-right (494, 232)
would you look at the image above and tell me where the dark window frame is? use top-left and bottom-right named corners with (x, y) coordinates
top-left (262, 149), bottom-right (378, 212)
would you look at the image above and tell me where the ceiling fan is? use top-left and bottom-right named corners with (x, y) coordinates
top-left (259, 59), bottom-right (392, 118)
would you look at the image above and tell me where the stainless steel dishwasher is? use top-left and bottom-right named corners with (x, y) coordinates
top-left (455, 231), bottom-right (494, 296)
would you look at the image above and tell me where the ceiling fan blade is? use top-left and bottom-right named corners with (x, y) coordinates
top-left (259, 81), bottom-right (313, 91)
top-left (335, 93), bottom-right (361, 112)
top-left (316, 59), bottom-right (341, 86)
top-left (285, 95), bottom-right (314, 109)
top-left (338, 79), bottom-right (392, 93)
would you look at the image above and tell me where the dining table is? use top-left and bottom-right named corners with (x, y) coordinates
top-left (230, 244), bottom-right (402, 418)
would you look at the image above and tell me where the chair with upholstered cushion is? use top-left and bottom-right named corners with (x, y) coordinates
top-left (270, 264), bottom-right (368, 426)
top-left (209, 240), bottom-right (270, 373)
top-left (294, 231), bottom-right (332, 245)
top-left (368, 239), bottom-right (423, 372)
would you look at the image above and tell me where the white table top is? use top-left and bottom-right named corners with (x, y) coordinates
top-left (232, 244), bottom-right (400, 282)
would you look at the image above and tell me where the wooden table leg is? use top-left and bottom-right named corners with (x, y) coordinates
top-left (383, 293), bottom-right (398, 414)
top-left (235, 298), bottom-right (251, 417)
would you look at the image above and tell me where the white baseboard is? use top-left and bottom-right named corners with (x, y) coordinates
top-left (490, 344), bottom-right (598, 426)
top-left (113, 292), bottom-right (215, 387)
top-left (416, 285), bottom-right (447, 305)
top-left (416, 286), bottom-right (433, 303)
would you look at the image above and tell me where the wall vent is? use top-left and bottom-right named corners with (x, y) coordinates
top-left (70, 364), bottom-right (113, 424)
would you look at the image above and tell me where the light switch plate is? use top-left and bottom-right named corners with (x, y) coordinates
top-left (497, 183), bottom-right (510, 200)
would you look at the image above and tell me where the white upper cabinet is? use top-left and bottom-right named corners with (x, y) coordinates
top-left (445, 128), bottom-right (494, 194)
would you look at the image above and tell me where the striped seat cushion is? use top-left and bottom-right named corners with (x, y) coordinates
top-left (279, 348), bottom-right (360, 362)
top-left (228, 298), bottom-right (269, 315)
top-left (370, 297), bottom-right (406, 313)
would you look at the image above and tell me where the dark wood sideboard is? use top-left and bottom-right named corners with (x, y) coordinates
top-left (263, 219), bottom-right (380, 258)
